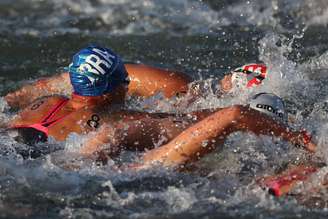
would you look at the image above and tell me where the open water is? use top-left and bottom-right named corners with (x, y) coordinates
top-left (1, 0), bottom-right (328, 218)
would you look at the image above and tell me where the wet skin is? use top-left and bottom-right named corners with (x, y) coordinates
top-left (4, 63), bottom-right (316, 169)
top-left (8, 93), bottom-right (212, 155)
top-left (5, 64), bottom-right (191, 109)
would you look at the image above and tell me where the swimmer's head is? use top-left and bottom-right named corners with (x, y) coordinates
top-left (249, 93), bottom-right (287, 123)
top-left (230, 63), bottom-right (267, 90)
top-left (68, 45), bottom-right (129, 96)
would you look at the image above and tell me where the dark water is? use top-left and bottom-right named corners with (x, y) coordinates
top-left (1, 0), bottom-right (328, 218)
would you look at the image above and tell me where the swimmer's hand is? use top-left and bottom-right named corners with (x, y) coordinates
top-left (294, 130), bottom-right (316, 153)
top-left (302, 130), bottom-right (316, 153)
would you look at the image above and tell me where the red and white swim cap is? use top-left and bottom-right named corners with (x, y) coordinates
top-left (231, 63), bottom-right (267, 88)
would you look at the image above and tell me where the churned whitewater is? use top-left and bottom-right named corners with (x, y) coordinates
top-left (1, 0), bottom-right (328, 218)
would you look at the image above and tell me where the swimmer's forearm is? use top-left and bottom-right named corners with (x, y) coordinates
top-left (140, 106), bottom-right (238, 168)
top-left (140, 105), bottom-right (316, 169)
top-left (126, 64), bottom-right (191, 98)
top-left (5, 73), bottom-right (71, 108)
top-left (235, 107), bottom-right (316, 152)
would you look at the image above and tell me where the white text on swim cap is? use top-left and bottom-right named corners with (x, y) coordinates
top-left (78, 49), bottom-right (116, 83)
top-left (256, 104), bottom-right (284, 118)
top-left (92, 48), bottom-right (115, 63)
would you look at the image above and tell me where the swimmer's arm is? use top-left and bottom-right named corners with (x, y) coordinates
top-left (126, 64), bottom-right (234, 107)
top-left (233, 106), bottom-right (316, 152)
top-left (137, 105), bottom-right (316, 169)
top-left (258, 165), bottom-right (319, 196)
top-left (125, 64), bottom-right (191, 98)
top-left (5, 72), bottom-right (71, 109)
top-left (175, 77), bottom-right (228, 107)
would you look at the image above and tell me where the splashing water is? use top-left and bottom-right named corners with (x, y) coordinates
top-left (1, 0), bottom-right (328, 218)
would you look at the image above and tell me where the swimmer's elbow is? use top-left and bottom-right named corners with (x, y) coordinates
top-left (224, 105), bottom-right (253, 130)
top-left (226, 105), bottom-right (244, 121)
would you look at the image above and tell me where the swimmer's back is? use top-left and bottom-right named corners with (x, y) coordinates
top-left (9, 95), bottom-right (107, 141)
top-left (11, 95), bottom-right (69, 126)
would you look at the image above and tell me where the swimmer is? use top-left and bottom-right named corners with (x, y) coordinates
top-left (4, 50), bottom-right (191, 109)
top-left (77, 92), bottom-right (316, 169)
top-left (4, 52), bottom-right (268, 110)
top-left (5, 46), bottom-right (131, 146)
top-left (2, 46), bottom-right (314, 165)
top-left (2, 45), bottom-right (191, 150)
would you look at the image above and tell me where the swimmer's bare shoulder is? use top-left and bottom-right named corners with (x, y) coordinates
top-left (9, 96), bottom-right (121, 141)
top-left (47, 108), bottom-right (107, 141)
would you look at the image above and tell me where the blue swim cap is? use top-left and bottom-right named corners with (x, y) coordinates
top-left (68, 46), bottom-right (129, 96)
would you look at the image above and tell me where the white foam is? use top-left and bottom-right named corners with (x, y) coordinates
top-left (0, 0), bottom-right (220, 36)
